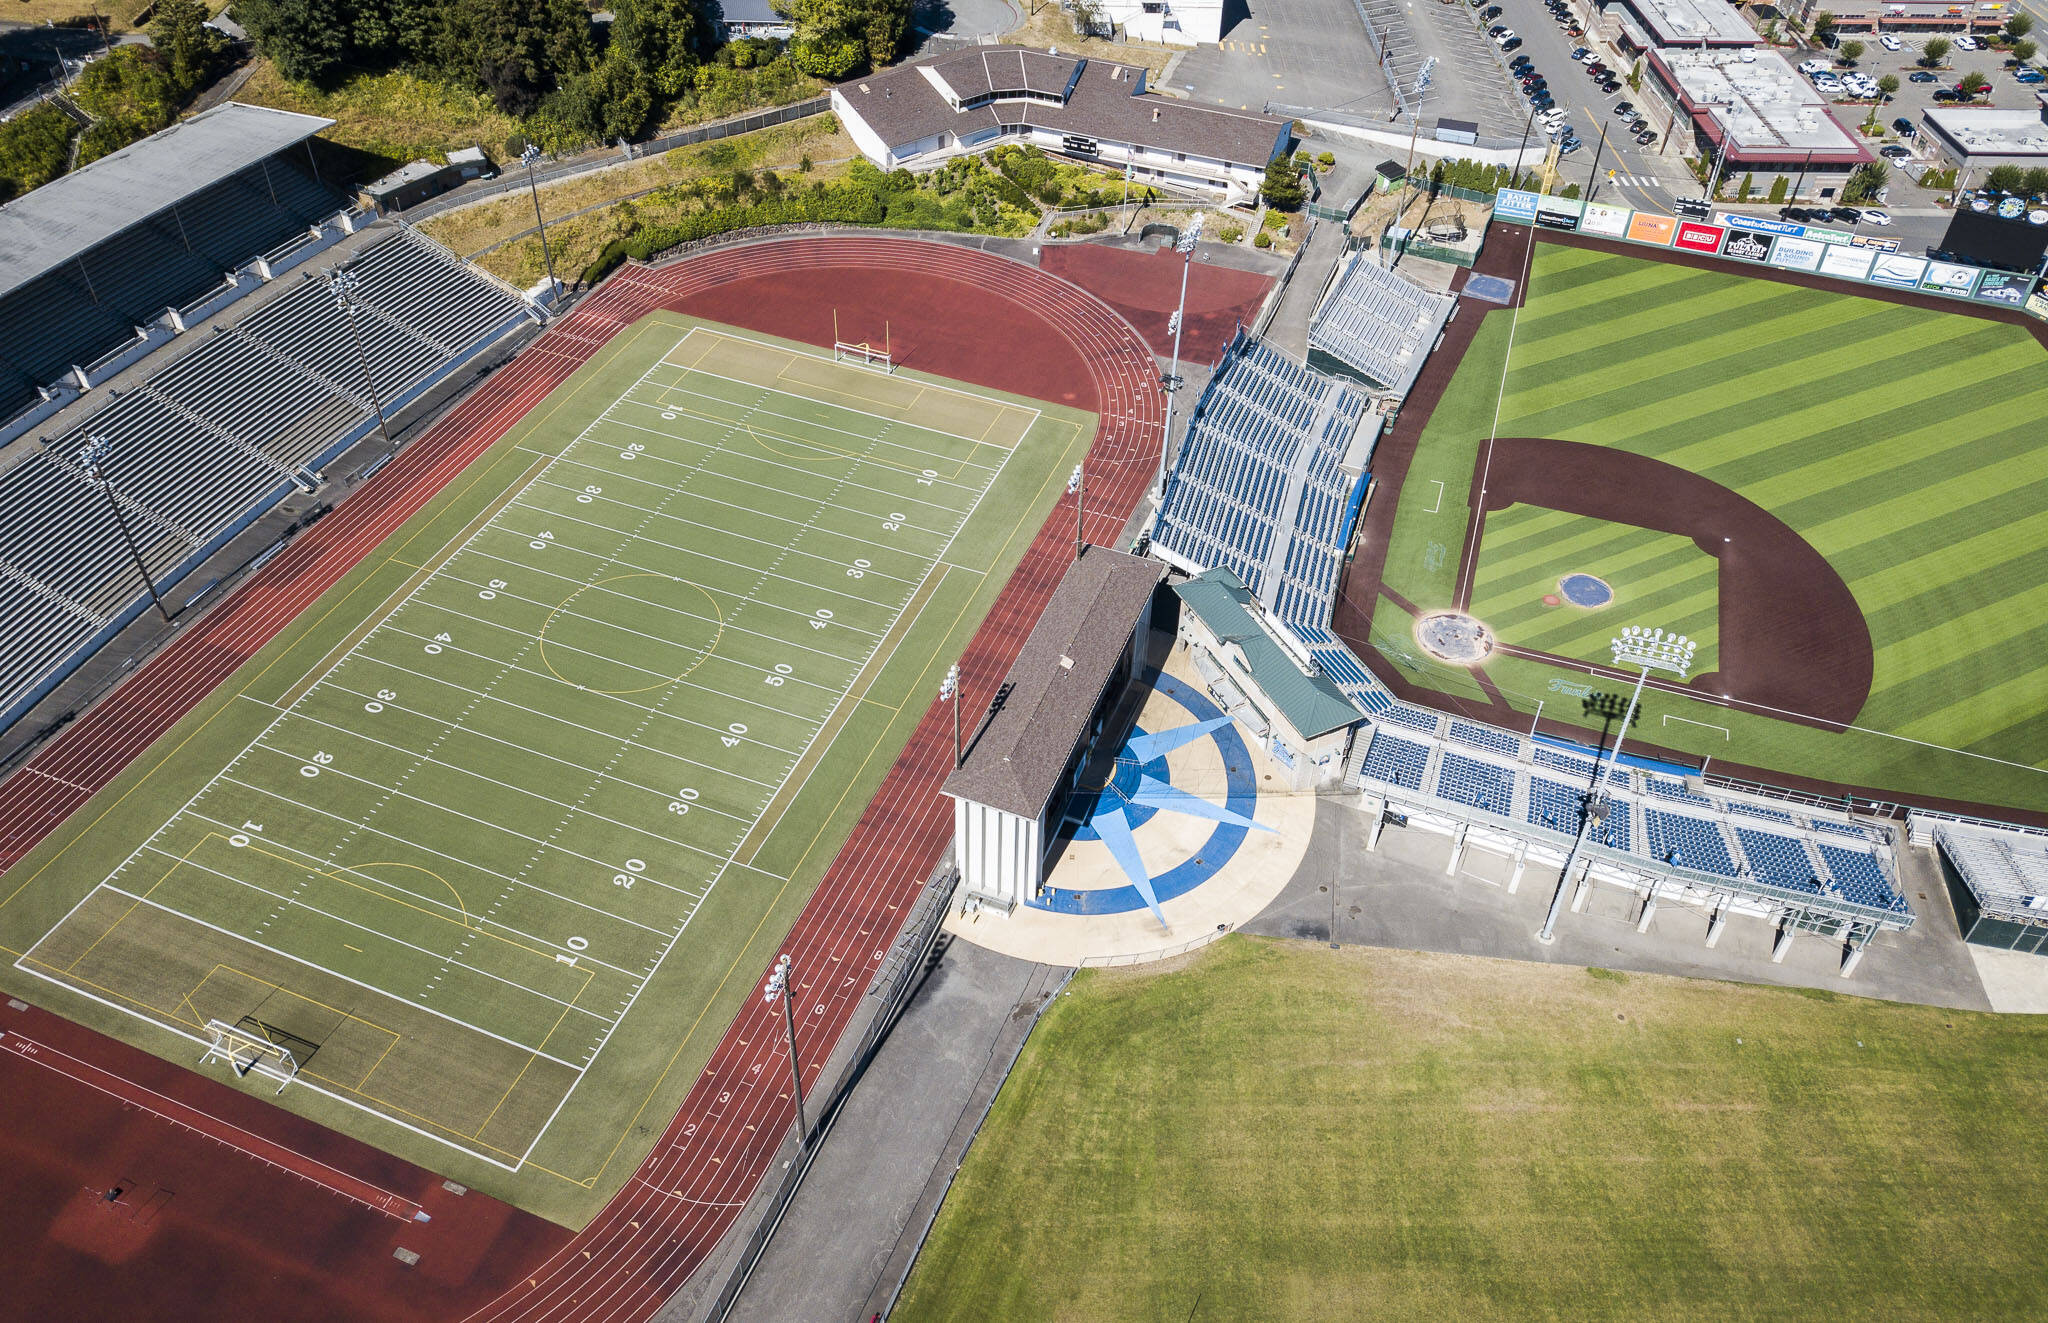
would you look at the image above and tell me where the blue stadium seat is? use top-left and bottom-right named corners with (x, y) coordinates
top-left (1435, 752), bottom-right (1513, 815)
top-left (1361, 732), bottom-right (1430, 790)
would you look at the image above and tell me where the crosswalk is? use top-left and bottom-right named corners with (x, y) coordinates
top-left (1217, 40), bottom-right (1269, 53)
top-left (1607, 174), bottom-right (1659, 189)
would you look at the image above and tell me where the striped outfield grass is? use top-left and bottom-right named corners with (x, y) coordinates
top-left (1467, 508), bottom-right (1719, 676)
top-left (1492, 244), bottom-right (2048, 764)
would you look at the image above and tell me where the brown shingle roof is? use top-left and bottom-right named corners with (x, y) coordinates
top-left (941, 548), bottom-right (1164, 820)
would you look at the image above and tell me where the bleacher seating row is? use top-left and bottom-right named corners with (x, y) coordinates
top-left (0, 226), bottom-right (533, 731)
top-left (1307, 253), bottom-right (1457, 397)
top-left (1353, 721), bottom-right (1910, 915)
top-left (0, 157), bottom-right (340, 419)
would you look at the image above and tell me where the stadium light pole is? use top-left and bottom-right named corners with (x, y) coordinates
top-left (1535, 626), bottom-right (1697, 944)
top-left (329, 269), bottom-right (396, 453)
top-left (940, 663), bottom-right (961, 769)
top-left (1068, 463), bottom-right (1086, 561)
top-left (762, 954), bottom-right (810, 1147)
top-left (1157, 213), bottom-right (1204, 502)
top-left (72, 433), bottom-right (172, 624)
top-left (521, 143), bottom-right (559, 299)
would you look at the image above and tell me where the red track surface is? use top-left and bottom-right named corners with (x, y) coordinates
top-left (1038, 242), bottom-right (1273, 364)
top-left (0, 238), bottom-right (1163, 1322)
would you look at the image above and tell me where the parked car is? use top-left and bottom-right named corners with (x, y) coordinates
top-left (1879, 143), bottom-right (1913, 162)
top-left (1808, 208), bottom-right (1836, 223)
top-left (1559, 138), bottom-right (1583, 154)
top-left (1933, 88), bottom-right (1963, 102)
top-left (1954, 34), bottom-right (1980, 51)
top-left (1503, 35), bottom-right (1523, 50)
top-left (2015, 67), bottom-right (2046, 85)
top-left (1488, 23), bottom-right (1507, 35)
top-left (1909, 70), bottom-right (1938, 83)
top-left (1481, 5), bottom-right (1502, 18)
top-left (1630, 117), bottom-right (1649, 133)
top-left (1833, 206), bottom-right (1864, 222)
top-left (1635, 129), bottom-right (1657, 145)
top-left (1613, 100), bottom-right (1635, 116)
top-left (1781, 206), bottom-right (1811, 221)
top-left (1861, 209), bottom-right (1892, 225)
top-left (1598, 78), bottom-right (1621, 92)
top-left (1571, 46), bottom-right (1591, 60)
top-left (1799, 59), bottom-right (1830, 74)
top-left (1511, 53), bottom-right (1533, 69)
top-left (1879, 34), bottom-right (1902, 51)
top-left (1892, 117), bottom-right (1916, 137)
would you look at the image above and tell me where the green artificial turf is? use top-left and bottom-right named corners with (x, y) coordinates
top-left (1370, 242), bottom-right (2048, 811)
top-left (895, 937), bottom-right (2048, 1322)
top-left (0, 313), bottom-right (1091, 1226)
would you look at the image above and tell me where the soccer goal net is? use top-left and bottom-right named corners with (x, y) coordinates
top-left (201, 1018), bottom-right (303, 1094)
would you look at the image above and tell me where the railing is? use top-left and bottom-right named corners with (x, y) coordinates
top-left (1078, 925), bottom-right (1235, 967)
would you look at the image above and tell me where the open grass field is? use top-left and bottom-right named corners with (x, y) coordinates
top-left (895, 937), bottom-right (2048, 1321)
top-left (0, 313), bottom-right (1090, 1225)
top-left (1368, 241), bottom-right (2048, 812)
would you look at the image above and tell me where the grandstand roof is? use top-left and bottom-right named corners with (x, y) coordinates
top-left (1174, 569), bottom-right (1362, 740)
top-left (0, 102), bottom-right (333, 301)
top-left (942, 549), bottom-right (1164, 819)
top-left (1308, 253), bottom-right (1456, 399)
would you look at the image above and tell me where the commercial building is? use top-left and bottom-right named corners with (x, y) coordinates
top-left (1818, 0), bottom-right (2009, 32)
top-left (1648, 48), bottom-right (1874, 197)
top-left (831, 46), bottom-right (1290, 200)
top-left (1920, 97), bottom-right (2048, 170)
top-left (1094, 0), bottom-right (1227, 45)
top-left (1609, 0), bottom-right (1762, 50)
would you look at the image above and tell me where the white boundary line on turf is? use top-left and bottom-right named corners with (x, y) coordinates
top-left (531, 468), bottom-right (961, 550)
top-left (543, 448), bottom-right (967, 535)
top-left (616, 388), bottom-right (1007, 479)
top-left (582, 413), bottom-right (988, 508)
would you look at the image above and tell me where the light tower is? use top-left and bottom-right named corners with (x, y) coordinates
top-left (520, 143), bottom-right (558, 298)
top-left (1068, 463), bottom-right (1085, 561)
top-left (1156, 213), bottom-right (1204, 500)
top-left (70, 433), bottom-right (171, 623)
top-left (1536, 625), bottom-right (1698, 944)
top-left (761, 953), bottom-right (809, 1146)
top-left (940, 663), bottom-right (962, 769)
top-left (328, 268), bottom-right (395, 452)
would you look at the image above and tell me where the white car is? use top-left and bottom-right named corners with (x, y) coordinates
top-left (1494, 28), bottom-right (1517, 45)
top-left (1879, 34), bottom-right (1902, 52)
top-left (1860, 210), bottom-right (1892, 225)
top-left (1954, 34), bottom-right (1979, 51)
top-left (1799, 59), bottom-right (1830, 74)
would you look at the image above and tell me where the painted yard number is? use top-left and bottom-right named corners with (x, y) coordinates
top-left (667, 787), bottom-right (700, 815)
top-left (721, 722), bottom-right (747, 748)
top-left (576, 485), bottom-right (601, 504)
top-left (846, 558), bottom-right (871, 580)
top-left (228, 820), bottom-right (264, 848)
top-left (479, 578), bottom-right (507, 601)
top-left (810, 608), bottom-right (833, 631)
top-left (881, 511), bottom-right (906, 532)
top-left (613, 859), bottom-right (646, 890)
top-left (425, 632), bottom-right (450, 655)
top-left (529, 531), bottom-right (555, 552)
top-left (301, 751), bottom-right (334, 778)
top-left (364, 688), bottom-right (396, 714)
top-left (916, 468), bottom-right (938, 486)
top-left (620, 442), bottom-right (646, 461)
top-left (765, 663), bottom-right (793, 688)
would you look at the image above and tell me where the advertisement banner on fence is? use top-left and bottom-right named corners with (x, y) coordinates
top-left (1673, 221), bottom-right (1726, 253)
top-left (1869, 253), bottom-right (1929, 289)
top-left (1920, 260), bottom-right (1979, 296)
top-left (1805, 226), bottom-right (1855, 247)
top-left (1717, 212), bottom-right (1805, 238)
top-left (1767, 235), bottom-right (1827, 272)
top-left (1973, 271), bottom-right (2033, 307)
top-left (1535, 195), bottom-right (1584, 230)
top-left (1579, 202), bottom-right (1631, 237)
top-left (1626, 212), bottom-right (1678, 246)
top-left (1819, 243), bottom-right (1877, 280)
top-left (2027, 290), bottom-right (2048, 322)
top-left (1852, 234), bottom-right (1901, 253)
top-left (1495, 188), bottom-right (1540, 222)
top-left (1721, 229), bottom-right (1773, 263)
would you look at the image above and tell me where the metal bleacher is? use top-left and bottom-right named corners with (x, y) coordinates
top-left (0, 226), bottom-right (536, 734)
top-left (1306, 251), bottom-right (1456, 397)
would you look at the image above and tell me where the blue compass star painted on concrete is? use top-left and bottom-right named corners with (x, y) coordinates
top-left (1031, 672), bottom-right (1271, 930)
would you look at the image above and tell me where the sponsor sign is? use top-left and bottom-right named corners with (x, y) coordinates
top-left (1494, 188), bottom-right (1540, 222)
top-left (1536, 204), bottom-right (1583, 230)
top-left (1973, 271), bottom-right (2033, 307)
top-left (2027, 289), bottom-right (2048, 322)
top-left (1579, 202), bottom-right (1631, 237)
top-left (1869, 253), bottom-right (1928, 289)
top-left (1767, 235), bottom-right (1827, 271)
top-left (1717, 212), bottom-right (1804, 238)
top-left (1998, 196), bottom-right (2026, 220)
top-left (1818, 243), bottom-right (1878, 280)
top-left (1803, 226), bottom-right (1855, 247)
top-left (1626, 212), bottom-right (1677, 245)
top-left (1720, 229), bottom-right (1772, 263)
top-left (1920, 260), bottom-right (1979, 295)
top-left (1851, 234), bottom-right (1901, 253)
top-left (1673, 221), bottom-right (1726, 253)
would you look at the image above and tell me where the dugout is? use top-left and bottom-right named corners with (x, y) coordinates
top-left (943, 548), bottom-right (1167, 913)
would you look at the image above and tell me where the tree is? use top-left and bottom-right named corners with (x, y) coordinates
top-left (1767, 174), bottom-right (1789, 204)
top-left (1922, 36), bottom-right (1951, 67)
top-left (776, 0), bottom-right (915, 74)
top-left (1877, 73), bottom-right (1899, 100)
top-left (612, 0), bottom-right (705, 98)
top-left (1811, 11), bottom-right (1837, 42)
top-left (2023, 166), bottom-right (2048, 196)
top-left (0, 103), bottom-right (76, 202)
top-left (1841, 159), bottom-right (1889, 203)
top-left (1839, 39), bottom-right (1864, 65)
top-left (1959, 69), bottom-right (1990, 96)
top-left (1987, 164), bottom-right (2026, 193)
top-left (148, 0), bottom-right (230, 97)
top-left (2005, 12), bottom-right (2035, 41)
top-left (2013, 40), bottom-right (2037, 64)
top-left (421, 0), bottom-right (595, 117)
top-left (1260, 155), bottom-right (1305, 211)
top-left (238, 0), bottom-right (352, 84)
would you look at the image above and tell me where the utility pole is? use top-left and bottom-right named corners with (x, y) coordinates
top-left (1584, 122), bottom-right (1613, 204)
top-left (521, 143), bottom-right (558, 298)
top-left (1511, 104), bottom-right (1538, 192)
top-left (71, 433), bottom-right (172, 624)
top-left (761, 954), bottom-right (809, 1146)
top-left (328, 269), bottom-right (395, 451)
top-left (1156, 213), bottom-right (1203, 502)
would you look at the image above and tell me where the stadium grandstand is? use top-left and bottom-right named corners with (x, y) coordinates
top-left (1306, 253), bottom-right (1456, 399)
top-left (1146, 324), bottom-right (1915, 968)
top-left (0, 102), bottom-right (348, 436)
top-left (0, 225), bottom-right (538, 735)
top-left (1924, 818), bottom-right (2048, 955)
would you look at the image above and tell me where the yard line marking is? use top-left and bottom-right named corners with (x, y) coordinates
top-left (543, 447), bottom-right (969, 529)
top-left (530, 469), bottom-right (958, 549)
top-left (587, 414), bottom-right (989, 504)
top-left (619, 391), bottom-right (1001, 481)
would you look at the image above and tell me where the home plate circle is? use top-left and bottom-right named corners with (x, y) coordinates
top-left (1417, 612), bottom-right (1494, 663)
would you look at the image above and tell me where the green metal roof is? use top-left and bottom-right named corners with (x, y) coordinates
top-left (1172, 569), bottom-right (1365, 740)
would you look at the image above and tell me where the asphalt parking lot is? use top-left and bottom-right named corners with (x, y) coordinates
top-left (1167, 0), bottom-right (1387, 114)
top-left (1803, 33), bottom-right (2041, 176)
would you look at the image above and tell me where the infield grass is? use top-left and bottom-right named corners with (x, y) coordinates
top-left (895, 937), bottom-right (2048, 1322)
top-left (0, 313), bottom-right (1091, 1225)
top-left (1374, 242), bottom-right (2048, 812)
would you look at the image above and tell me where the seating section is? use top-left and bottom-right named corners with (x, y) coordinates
top-left (1533, 746), bottom-right (1597, 778)
top-left (1818, 844), bottom-right (1907, 912)
top-left (0, 227), bottom-right (531, 729)
top-left (1449, 720), bottom-right (1518, 756)
top-left (1645, 810), bottom-right (1739, 877)
top-left (1524, 777), bottom-right (1630, 851)
top-left (1437, 752), bottom-right (1513, 816)
top-left (0, 157), bottom-right (339, 418)
top-left (1361, 730), bottom-right (1430, 790)
top-left (1735, 828), bottom-right (1819, 893)
top-left (1307, 253), bottom-right (1456, 396)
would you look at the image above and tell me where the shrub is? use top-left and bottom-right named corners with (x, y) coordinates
top-left (0, 103), bottom-right (76, 202)
top-left (1739, 171), bottom-right (1754, 200)
top-left (1316, 151), bottom-right (1335, 169)
top-left (1218, 223), bottom-right (1244, 243)
top-left (1767, 174), bottom-right (1789, 204)
top-left (1253, 229), bottom-right (1273, 248)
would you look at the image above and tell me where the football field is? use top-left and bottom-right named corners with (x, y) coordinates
top-left (1, 314), bottom-right (1089, 1223)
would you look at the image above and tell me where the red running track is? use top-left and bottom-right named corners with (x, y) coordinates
top-left (0, 238), bottom-right (1163, 1322)
top-left (1038, 242), bottom-right (1274, 365)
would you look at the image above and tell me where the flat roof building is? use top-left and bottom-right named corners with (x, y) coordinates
top-left (1820, 0), bottom-right (2006, 30)
top-left (1612, 0), bottom-right (1762, 49)
top-left (1920, 99), bottom-right (2048, 169)
top-left (831, 46), bottom-right (1290, 201)
top-left (1649, 48), bottom-right (1872, 176)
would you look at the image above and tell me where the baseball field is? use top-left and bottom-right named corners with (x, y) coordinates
top-left (894, 937), bottom-right (2048, 1321)
top-left (1361, 240), bottom-right (2048, 813)
top-left (0, 312), bottom-right (1091, 1225)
